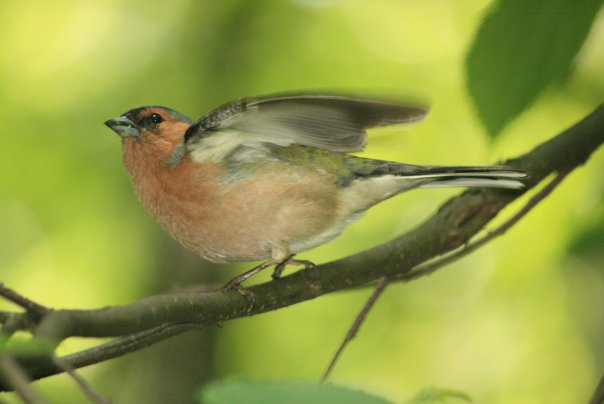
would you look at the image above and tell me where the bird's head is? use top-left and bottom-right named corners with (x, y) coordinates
top-left (105, 106), bottom-right (193, 167)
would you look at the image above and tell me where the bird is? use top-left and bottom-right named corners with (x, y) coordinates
top-left (105, 93), bottom-right (526, 293)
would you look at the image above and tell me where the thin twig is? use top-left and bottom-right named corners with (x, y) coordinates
top-left (589, 372), bottom-right (604, 404)
top-left (61, 323), bottom-right (206, 369)
top-left (321, 276), bottom-right (392, 382)
top-left (0, 354), bottom-right (47, 404)
top-left (0, 284), bottom-right (49, 317)
top-left (53, 357), bottom-right (112, 404)
top-left (400, 170), bottom-right (569, 282)
top-left (13, 323), bottom-right (205, 383)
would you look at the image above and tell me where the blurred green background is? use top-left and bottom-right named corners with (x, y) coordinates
top-left (0, 1), bottom-right (603, 403)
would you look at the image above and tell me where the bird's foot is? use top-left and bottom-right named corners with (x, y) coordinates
top-left (222, 278), bottom-right (254, 298)
top-left (221, 259), bottom-right (275, 304)
top-left (222, 277), bottom-right (256, 314)
top-left (271, 256), bottom-right (317, 280)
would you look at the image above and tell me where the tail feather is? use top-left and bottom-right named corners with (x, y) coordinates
top-left (409, 166), bottom-right (527, 190)
top-left (340, 162), bottom-right (527, 216)
top-left (420, 177), bottom-right (525, 189)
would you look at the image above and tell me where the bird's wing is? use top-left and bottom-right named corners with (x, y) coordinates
top-left (184, 94), bottom-right (428, 152)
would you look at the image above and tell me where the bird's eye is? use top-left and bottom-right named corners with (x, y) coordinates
top-left (150, 113), bottom-right (163, 124)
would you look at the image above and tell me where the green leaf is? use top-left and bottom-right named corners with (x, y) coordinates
top-left (466, 0), bottom-right (603, 136)
top-left (406, 387), bottom-right (472, 403)
top-left (199, 379), bottom-right (391, 404)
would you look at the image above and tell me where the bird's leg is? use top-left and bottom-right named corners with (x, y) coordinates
top-left (222, 260), bottom-right (275, 297)
top-left (222, 254), bottom-right (318, 297)
top-left (272, 255), bottom-right (317, 280)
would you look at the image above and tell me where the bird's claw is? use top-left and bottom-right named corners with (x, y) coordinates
top-left (271, 257), bottom-right (317, 280)
top-left (221, 280), bottom-right (255, 312)
top-left (222, 279), bottom-right (253, 297)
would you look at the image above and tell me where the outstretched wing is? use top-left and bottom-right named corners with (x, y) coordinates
top-left (184, 94), bottom-right (428, 153)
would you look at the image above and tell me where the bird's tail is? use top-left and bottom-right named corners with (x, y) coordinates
top-left (344, 156), bottom-right (526, 190)
top-left (339, 161), bottom-right (527, 216)
top-left (410, 166), bottom-right (527, 190)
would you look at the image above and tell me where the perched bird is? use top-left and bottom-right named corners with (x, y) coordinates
top-left (105, 93), bottom-right (525, 292)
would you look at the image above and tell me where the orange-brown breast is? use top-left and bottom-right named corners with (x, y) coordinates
top-left (122, 140), bottom-right (343, 263)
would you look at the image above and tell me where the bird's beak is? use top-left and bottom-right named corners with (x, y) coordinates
top-left (104, 116), bottom-right (140, 138)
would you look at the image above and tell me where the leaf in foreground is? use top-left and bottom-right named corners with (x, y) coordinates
top-left (466, 0), bottom-right (602, 136)
top-left (406, 387), bottom-right (472, 403)
top-left (199, 379), bottom-right (391, 404)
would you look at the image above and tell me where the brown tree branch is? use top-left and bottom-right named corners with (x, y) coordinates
top-left (0, 104), bottom-right (603, 389)
top-left (322, 168), bottom-right (570, 381)
top-left (0, 284), bottom-right (49, 318)
top-left (400, 168), bottom-right (570, 283)
top-left (590, 372), bottom-right (604, 404)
